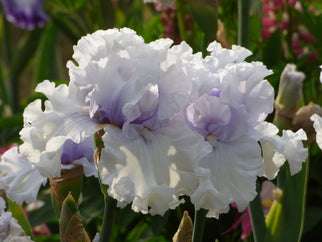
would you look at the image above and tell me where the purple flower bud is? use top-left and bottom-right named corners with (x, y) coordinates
top-left (1, 0), bottom-right (48, 30)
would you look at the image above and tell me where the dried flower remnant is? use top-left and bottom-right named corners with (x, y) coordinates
top-left (292, 102), bottom-right (322, 145)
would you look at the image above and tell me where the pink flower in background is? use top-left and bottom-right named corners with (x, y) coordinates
top-left (24, 201), bottom-right (51, 236)
top-left (155, 3), bottom-right (192, 44)
top-left (0, 144), bottom-right (13, 155)
top-left (222, 181), bottom-right (276, 239)
top-left (261, 0), bottom-right (317, 61)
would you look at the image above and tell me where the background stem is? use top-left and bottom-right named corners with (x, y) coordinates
top-left (176, 0), bottom-right (187, 42)
top-left (238, 0), bottom-right (249, 47)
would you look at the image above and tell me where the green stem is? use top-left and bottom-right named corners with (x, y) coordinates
top-left (238, 0), bottom-right (249, 48)
top-left (176, 0), bottom-right (187, 42)
top-left (99, 194), bottom-right (117, 242)
top-left (299, 152), bottom-right (309, 238)
top-left (192, 208), bottom-right (207, 242)
top-left (94, 132), bottom-right (117, 242)
top-left (249, 185), bottom-right (266, 242)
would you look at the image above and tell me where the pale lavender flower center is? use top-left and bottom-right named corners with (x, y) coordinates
top-left (96, 83), bottom-right (161, 132)
top-left (186, 88), bottom-right (232, 141)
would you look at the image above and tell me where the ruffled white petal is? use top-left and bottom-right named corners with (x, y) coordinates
top-left (158, 118), bottom-right (212, 196)
top-left (0, 147), bottom-right (46, 205)
top-left (99, 120), bottom-right (211, 215)
top-left (219, 62), bottom-right (274, 126)
top-left (74, 157), bottom-right (97, 178)
top-left (0, 211), bottom-right (33, 241)
top-left (19, 80), bottom-right (98, 177)
top-left (68, 28), bottom-right (190, 128)
top-left (311, 113), bottom-right (322, 149)
top-left (69, 28), bottom-right (145, 69)
top-left (261, 141), bottom-right (285, 180)
top-left (99, 125), bottom-right (181, 215)
top-left (281, 129), bottom-right (308, 175)
top-left (205, 41), bottom-right (252, 70)
top-left (256, 122), bottom-right (308, 178)
top-left (191, 136), bottom-right (262, 218)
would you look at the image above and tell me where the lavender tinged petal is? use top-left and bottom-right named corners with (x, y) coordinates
top-left (191, 136), bottom-right (262, 218)
top-left (60, 137), bottom-right (97, 177)
top-left (20, 81), bottom-right (98, 177)
top-left (61, 138), bottom-right (94, 165)
top-left (186, 94), bottom-right (231, 138)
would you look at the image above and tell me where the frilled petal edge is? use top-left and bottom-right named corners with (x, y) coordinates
top-left (0, 147), bottom-right (46, 205)
top-left (191, 136), bottom-right (262, 218)
top-left (98, 121), bottom-right (210, 215)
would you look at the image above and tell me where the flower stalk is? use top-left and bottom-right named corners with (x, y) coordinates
top-left (192, 208), bottom-right (207, 242)
top-left (95, 132), bottom-right (118, 242)
top-left (99, 191), bottom-right (117, 242)
top-left (249, 185), bottom-right (266, 242)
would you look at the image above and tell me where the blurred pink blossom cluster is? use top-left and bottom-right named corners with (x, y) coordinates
top-left (261, 0), bottom-right (317, 61)
top-left (155, 3), bottom-right (192, 44)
